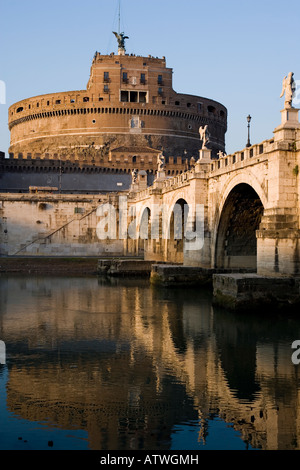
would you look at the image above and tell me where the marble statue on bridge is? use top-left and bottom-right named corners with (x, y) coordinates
top-left (199, 125), bottom-right (210, 149)
top-left (280, 72), bottom-right (296, 109)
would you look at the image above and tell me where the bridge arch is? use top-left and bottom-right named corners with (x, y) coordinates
top-left (137, 205), bottom-right (151, 255)
top-left (214, 182), bottom-right (264, 270)
top-left (165, 197), bottom-right (189, 263)
top-left (217, 172), bottom-right (268, 211)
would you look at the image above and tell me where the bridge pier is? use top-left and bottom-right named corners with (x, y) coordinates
top-left (212, 273), bottom-right (300, 312)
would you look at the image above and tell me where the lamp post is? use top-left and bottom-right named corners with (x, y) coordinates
top-left (246, 114), bottom-right (251, 148)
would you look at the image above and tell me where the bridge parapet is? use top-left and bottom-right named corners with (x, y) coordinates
top-left (209, 139), bottom-right (273, 176)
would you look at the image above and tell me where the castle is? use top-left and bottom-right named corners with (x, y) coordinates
top-left (0, 33), bottom-right (300, 311)
top-left (0, 33), bottom-right (227, 194)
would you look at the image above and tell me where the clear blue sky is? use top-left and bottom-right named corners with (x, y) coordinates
top-left (0, 0), bottom-right (299, 155)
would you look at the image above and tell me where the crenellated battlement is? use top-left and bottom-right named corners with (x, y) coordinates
top-left (0, 149), bottom-right (188, 176)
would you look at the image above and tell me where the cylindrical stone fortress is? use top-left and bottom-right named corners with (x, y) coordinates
top-left (8, 53), bottom-right (227, 161)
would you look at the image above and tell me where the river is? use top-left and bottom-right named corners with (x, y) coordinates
top-left (0, 274), bottom-right (300, 451)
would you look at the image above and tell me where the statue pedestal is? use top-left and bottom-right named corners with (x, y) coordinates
top-left (155, 170), bottom-right (166, 181)
top-left (195, 149), bottom-right (211, 172)
top-left (198, 149), bottom-right (211, 162)
top-left (280, 107), bottom-right (299, 127)
top-left (274, 108), bottom-right (300, 141)
top-left (129, 183), bottom-right (139, 193)
top-left (153, 170), bottom-right (166, 189)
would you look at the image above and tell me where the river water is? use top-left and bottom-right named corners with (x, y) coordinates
top-left (0, 274), bottom-right (300, 451)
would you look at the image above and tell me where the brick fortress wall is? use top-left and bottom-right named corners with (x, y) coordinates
top-left (8, 53), bottom-right (227, 161)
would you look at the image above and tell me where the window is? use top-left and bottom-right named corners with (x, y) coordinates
top-left (158, 88), bottom-right (163, 96)
top-left (104, 84), bottom-right (109, 93)
top-left (104, 72), bottom-right (109, 82)
top-left (175, 100), bottom-right (180, 106)
top-left (208, 105), bottom-right (216, 113)
top-left (16, 107), bottom-right (24, 113)
top-left (83, 97), bottom-right (89, 102)
top-left (47, 101), bottom-right (50, 106)
top-left (120, 90), bottom-right (148, 103)
top-left (241, 152), bottom-right (244, 161)
top-left (140, 73), bottom-right (146, 84)
top-left (121, 90), bottom-right (128, 102)
top-left (197, 102), bottom-right (202, 113)
top-left (56, 99), bottom-right (61, 104)
top-left (122, 72), bottom-right (128, 83)
top-left (36, 103), bottom-right (39, 108)
top-left (130, 91), bottom-right (138, 102)
top-left (139, 92), bottom-right (147, 103)
top-left (158, 75), bottom-right (163, 85)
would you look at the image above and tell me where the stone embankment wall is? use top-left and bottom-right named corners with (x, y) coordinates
top-left (0, 194), bottom-right (123, 257)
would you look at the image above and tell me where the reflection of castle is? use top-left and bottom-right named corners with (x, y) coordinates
top-left (1, 33), bottom-right (227, 193)
top-left (2, 277), bottom-right (300, 450)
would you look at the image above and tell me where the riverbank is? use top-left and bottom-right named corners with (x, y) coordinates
top-left (1, 256), bottom-right (300, 313)
top-left (0, 256), bottom-right (100, 275)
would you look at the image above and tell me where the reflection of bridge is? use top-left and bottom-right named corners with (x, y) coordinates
top-left (3, 277), bottom-right (299, 450)
top-left (128, 107), bottom-right (300, 278)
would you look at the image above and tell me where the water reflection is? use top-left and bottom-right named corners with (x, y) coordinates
top-left (0, 275), bottom-right (300, 450)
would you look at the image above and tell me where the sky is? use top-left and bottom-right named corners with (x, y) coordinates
top-left (0, 0), bottom-right (300, 155)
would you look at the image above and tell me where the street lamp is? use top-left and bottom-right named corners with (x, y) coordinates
top-left (246, 114), bottom-right (252, 148)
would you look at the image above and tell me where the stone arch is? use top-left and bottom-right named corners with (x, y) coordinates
top-left (166, 197), bottom-right (189, 264)
top-left (214, 183), bottom-right (264, 270)
top-left (137, 206), bottom-right (151, 255)
top-left (218, 172), bottom-right (268, 211)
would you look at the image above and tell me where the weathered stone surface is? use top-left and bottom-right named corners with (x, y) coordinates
top-left (151, 264), bottom-right (217, 287)
top-left (213, 273), bottom-right (300, 312)
top-left (98, 258), bottom-right (156, 277)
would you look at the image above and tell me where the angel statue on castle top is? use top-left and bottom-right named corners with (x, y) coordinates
top-left (113, 31), bottom-right (129, 51)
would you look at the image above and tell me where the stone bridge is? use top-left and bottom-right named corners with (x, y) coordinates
top-left (127, 108), bottom-right (300, 278)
